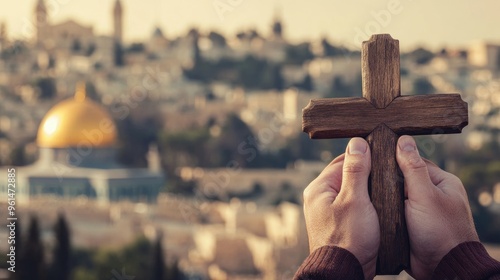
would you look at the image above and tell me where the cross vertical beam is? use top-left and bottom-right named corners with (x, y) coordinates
top-left (363, 34), bottom-right (409, 274)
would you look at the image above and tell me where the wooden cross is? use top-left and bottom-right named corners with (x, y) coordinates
top-left (302, 34), bottom-right (468, 275)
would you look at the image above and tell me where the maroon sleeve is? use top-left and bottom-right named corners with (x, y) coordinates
top-left (294, 246), bottom-right (364, 280)
top-left (432, 241), bottom-right (500, 280)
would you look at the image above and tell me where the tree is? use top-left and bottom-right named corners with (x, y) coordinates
top-left (85, 43), bottom-right (96, 56)
top-left (412, 77), bottom-right (435, 95)
top-left (116, 106), bottom-right (163, 168)
top-left (114, 41), bottom-right (125, 67)
top-left (71, 39), bottom-right (81, 53)
top-left (247, 29), bottom-right (260, 41)
top-left (272, 182), bottom-right (299, 205)
top-left (192, 34), bottom-right (202, 68)
top-left (34, 77), bottom-right (56, 100)
top-left (166, 259), bottom-right (181, 280)
top-left (159, 127), bottom-right (211, 173)
top-left (71, 235), bottom-right (186, 280)
top-left (328, 74), bottom-right (362, 98)
top-left (49, 213), bottom-right (71, 280)
top-left (19, 216), bottom-right (45, 280)
top-left (214, 114), bottom-right (259, 168)
top-left (295, 73), bottom-right (313, 91)
top-left (406, 47), bottom-right (435, 65)
top-left (8, 145), bottom-right (26, 166)
top-left (321, 38), bottom-right (351, 57)
top-left (285, 43), bottom-right (314, 65)
top-left (208, 31), bottom-right (226, 47)
top-left (127, 43), bottom-right (145, 53)
top-left (150, 234), bottom-right (165, 280)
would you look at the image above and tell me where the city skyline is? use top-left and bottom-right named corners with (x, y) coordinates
top-left (0, 0), bottom-right (499, 50)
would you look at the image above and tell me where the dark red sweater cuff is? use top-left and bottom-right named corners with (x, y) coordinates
top-left (432, 241), bottom-right (500, 280)
top-left (294, 246), bottom-right (364, 280)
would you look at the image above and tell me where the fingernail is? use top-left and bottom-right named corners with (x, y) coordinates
top-left (348, 138), bottom-right (367, 154)
top-left (399, 136), bottom-right (416, 151)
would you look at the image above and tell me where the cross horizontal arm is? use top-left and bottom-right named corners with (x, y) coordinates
top-left (302, 94), bottom-right (467, 139)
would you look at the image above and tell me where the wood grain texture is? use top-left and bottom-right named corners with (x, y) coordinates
top-left (367, 124), bottom-right (409, 274)
top-left (302, 94), bottom-right (468, 139)
top-left (362, 34), bottom-right (400, 108)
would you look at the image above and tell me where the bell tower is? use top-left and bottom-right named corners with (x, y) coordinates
top-left (271, 6), bottom-right (283, 39)
top-left (113, 0), bottom-right (123, 43)
top-left (34, 0), bottom-right (49, 45)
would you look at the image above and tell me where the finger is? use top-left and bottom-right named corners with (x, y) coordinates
top-left (396, 136), bottom-right (434, 202)
top-left (424, 160), bottom-right (466, 195)
top-left (327, 153), bottom-right (345, 167)
top-left (339, 137), bottom-right (371, 201)
top-left (423, 159), bottom-right (448, 186)
top-left (303, 158), bottom-right (344, 203)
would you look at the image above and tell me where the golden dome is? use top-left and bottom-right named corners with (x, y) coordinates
top-left (37, 83), bottom-right (118, 148)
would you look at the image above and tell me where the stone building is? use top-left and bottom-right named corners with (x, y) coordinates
top-left (34, 0), bottom-right (123, 49)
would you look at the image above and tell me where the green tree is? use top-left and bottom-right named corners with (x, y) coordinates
top-left (91, 236), bottom-right (151, 280)
top-left (321, 38), bottom-right (351, 57)
top-left (405, 47), bottom-right (435, 65)
top-left (328, 74), bottom-right (362, 98)
top-left (19, 216), bottom-right (45, 280)
top-left (116, 106), bottom-right (162, 168)
top-left (114, 41), bottom-right (125, 67)
top-left (285, 43), bottom-right (314, 65)
top-left (71, 39), bottom-right (82, 53)
top-left (213, 114), bottom-right (259, 168)
top-left (49, 213), bottom-right (71, 280)
top-left (208, 31), bottom-right (226, 47)
top-left (72, 235), bottom-right (185, 280)
top-left (150, 234), bottom-right (165, 280)
top-left (295, 73), bottom-right (313, 91)
top-left (454, 141), bottom-right (500, 243)
top-left (8, 145), bottom-right (26, 166)
top-left (34, 77), bottom-right (56, 100)
top-left (166, 259), bottom-right (181, 280)
top-left (85, 43), bottom-right (96, 56)
top-left (159, 127), bottom-right (211, 174)
top-left (127, 43), bottom-right (145, 53)
top-left (412, 77), bottom-right (435, 95)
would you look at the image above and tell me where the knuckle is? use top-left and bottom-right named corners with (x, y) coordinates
top-left (334, 196), bottom-right (360, 212)
top-left (303, 185), bottom-right (314, 202)
top-left (404, 154), bottom-right (427, 171)
top-left (342, 159), bottom-right (368, 175)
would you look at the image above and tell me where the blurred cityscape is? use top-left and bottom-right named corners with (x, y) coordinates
top-left (0, 0), bottom-right (500, 279)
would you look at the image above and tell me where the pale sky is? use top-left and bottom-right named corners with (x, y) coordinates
top-left (1, 0), bottom-right (499, 50)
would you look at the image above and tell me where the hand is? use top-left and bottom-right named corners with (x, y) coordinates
top-left (303, 137), bottom-right (379, 279)
top-left (396, 135), bottom-right (479, 279)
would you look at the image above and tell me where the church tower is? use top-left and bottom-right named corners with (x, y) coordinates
top-left (0, 22), bottom-right (6, 52)
top-left (0, 22), bottom-right (6, 42)
top-left (34, 0), bottom-right (49, 45)
top-left (113, 0), bottom-right (123, 43)
top-left (271, 7), bottom-right (283, 39)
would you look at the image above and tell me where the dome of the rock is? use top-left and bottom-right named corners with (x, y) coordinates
top-left (37, 83), bottom-right (117, 148)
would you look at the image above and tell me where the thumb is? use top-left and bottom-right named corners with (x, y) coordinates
top-left (396, 136), bottom-right (434, 202)
top-left (339, 137), bottom-right (371, 201)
